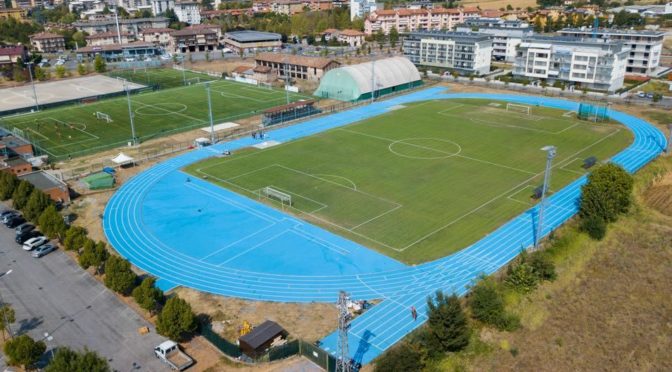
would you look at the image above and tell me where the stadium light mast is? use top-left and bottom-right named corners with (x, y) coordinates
top-left (0, 269), bottom-right (14, 340)
top-left (25, 62), bottom-right (39, 111)
top-left (535, 145), bottom-right (557, 248)
top-left (336, 290), bottom-right (351, 372)
top-left (113, 7), bottom-right (122, 46)
top-left (123, 80), bottom-right (137, 146)
top-left (284, 56), bottom-right (290, 105)
top-left (370, 57), bottom-right (375, 104)
top-left (205, 82), bottom-right (215, 144)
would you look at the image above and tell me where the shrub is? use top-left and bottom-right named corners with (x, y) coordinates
top-left (45, 347), bottom-right (110, 372)
top-left (425, 291), bottom-right (470, 354)
top-left (132, 277), bottom-right (164, 314)
top-left (3, 334), bottom-right (46, 369)
top-left (79, 240), bottom-right (109, 274)
top-left (373, 342), bottom-right (424, 372)
top-left (38, 205), bottom-right (67, 239)
top-left (156, 297), bottom-right (197, 341)
top-left (580, 215), bottom-right (607, 240)
top-left (104, 255), bottom-right (137, 295)
top-left (528, 251), bottom-right (556, 281)
top-left (579, 163), bottom-right (633, 224)
top-left (505, 262), bottom-right (538, 293)
top-left (64, 226), bottom-right (88, 251)
top-left (94, 55), bottom-right (106, 73)
top-left (468, 279), bottom-right (519, 331)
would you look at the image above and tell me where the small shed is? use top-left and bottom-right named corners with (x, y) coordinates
top-left (238, 320), bottom-right (287, 357)
top-left (82, 172), bottom-right (115, 190)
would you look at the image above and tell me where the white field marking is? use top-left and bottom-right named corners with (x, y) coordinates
top-left (488, 102), bottom-right (501, 107)
top-left (485, 106), bottom-right (545, 121)
top-left (43, 117), bottom-right (99, 139)
top-left (199, 221), bottom-right (278, 261)
top-left (258, 184), bottom-right (329, 214)
top-left (506, 185), bottom-right (536, 206)
top-left (563, 111), bottom-right (576, 117)
top-left (224, 164), bottom-right (278, 182)
top-left (455, 154), bottom-right (536, 175)
top-left (214, 89), bottom-right (270, 103)
top-left (313, 173), bottom-right (357, 190)
top-left (559, 157), bottom-right (588, 175)
top-left (287, 228), bottom-right (350, 256)
top-left (436, 104), bottom-right (465, 114)
top-left (388, 137), bottom-right (462, 160)
top-left (25, 127), bottom-right (49, 140)
top-left (133, 100), bottom-right (204, 124)
top-left (135, 102), bottom-right (188, 116)
top-left (217, 229), bottom-right (290, 266)
top-left (349, 204), bottom-right (402, 231)
top-left (241, 86), bottom-right (277, 95)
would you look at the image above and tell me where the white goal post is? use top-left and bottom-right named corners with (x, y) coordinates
top-left (506, 103), bottom-right (531, 115)
top-left (95, 111), bottom-right (113, 123)
top-left (260, 187), bottom-right (293, 207)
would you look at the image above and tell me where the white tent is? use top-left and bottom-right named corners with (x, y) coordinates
top-left (111, 152), bottom-right (134, 165)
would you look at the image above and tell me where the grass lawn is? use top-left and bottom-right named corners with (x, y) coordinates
top-left (185, 99), bottom-right (632, 264)
top-left (106, 68), bottom-right (218, 89)
top-left (0, 77), bottom-right (312, 160)
top-left (640, 80), bottom-right (672, 96)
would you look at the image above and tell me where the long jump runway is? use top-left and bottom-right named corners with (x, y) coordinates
top-left (103, 87), bottom-right (666, 365)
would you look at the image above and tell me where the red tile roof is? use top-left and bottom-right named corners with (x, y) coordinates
top-left (30, 32), bottom-right (64, 40)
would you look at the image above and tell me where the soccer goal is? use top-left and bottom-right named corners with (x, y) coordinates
top-left (260, 186), bottom-right (293, 209)
top-left (95, 111), bottom-right (113, 123)
top-left (506, 103), bottom-right (531, 115)
top-left (260, 82), bottom-right (273, 90)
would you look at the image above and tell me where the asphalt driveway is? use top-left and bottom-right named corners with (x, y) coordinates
top-left (0, 215), bottom-right (169, 371)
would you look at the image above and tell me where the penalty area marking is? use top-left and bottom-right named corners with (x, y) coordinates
top-left (388, 138), bottom-right (462, 160)
top-left (135, 102), bottom-right (188, 116)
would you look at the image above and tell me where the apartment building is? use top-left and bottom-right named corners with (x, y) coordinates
top-left (86, 31), bottom-right (135, 46)
top-left (455, 18), bottom-right (532, 62)
top-left (254, 53), bottom-right (340, 81)
top-left (73, 17), bottom-right (169, 35)
top-left (403, 31), bottom-right (492, 75)
top-left (174, 1), bottom-right (201, 24)
top-left (223, 30), bottom-right (282, 53)
top-left (558, 28), bottom-right (664, 75)
top-left (170, 27), bottom-right (217, 52)
top-left (365, 7), bottom-right (480, 35)
top-left (0, 8), bottom-right (28, 21)
top-left (30, 32), bottom-right (66, 53)
top-left (322, 28), bottom-right (366, 47)
top-left (139, 27), bottom-right (174, 46)
top-left (117, 0), bottom-right (153, 13)
top-left (513, 36), bottom-right (628, 92)
top-left (350, 0), bottom-right (379, 21)
top-left (151, 0), bottom-right (174, 15)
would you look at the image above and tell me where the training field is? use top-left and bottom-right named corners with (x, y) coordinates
top-left (107, 68), bottom-right (218, 89)
top-left (0, 79), bottom-right (311, 160)
top-left (187, 99), bottom-right (632, 263)
top-left (0, 75), bottom-right (145, 114)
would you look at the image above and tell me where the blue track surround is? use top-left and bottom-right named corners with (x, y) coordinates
top-left (103, 87), bottom-right (666, 365)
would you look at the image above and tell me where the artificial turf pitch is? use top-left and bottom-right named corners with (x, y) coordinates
top-left (106, 68), bottom-right (216, 89)
top-left (186, 99), bottom-right (632, 264)
top-left (0, 76), bottom-right (311, 160)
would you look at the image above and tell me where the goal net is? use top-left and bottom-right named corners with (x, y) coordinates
top-left (95, 111), bottom-right (113, 123)
top-left (506, 103), bottom-right (531, 115)
top-left (260, 187), bottom-right (292, 208)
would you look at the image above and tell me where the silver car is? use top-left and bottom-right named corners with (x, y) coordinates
top-left (32, 243), bottom-right (56, 258)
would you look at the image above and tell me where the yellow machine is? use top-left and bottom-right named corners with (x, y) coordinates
top-left (239, 320), bottom-right (252, 336)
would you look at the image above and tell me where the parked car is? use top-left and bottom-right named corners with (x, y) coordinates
top-left (160, 54), bottom-right (172, 60)
top-left (32, 243), bottom-right (56, 258)
top-left (646, 93), bottom-right (654, 99)
top-left (23, 236), bottom-right (48, 251)
top-left (15, 223), bottom-right (35, 235)
top-left (0, 210), bottom-right (17, 219)
top-left (125, 57), bottom-right (136, 62)
top-left (55, 59), bottom-right (65, 66)
top-left (5, 216), bottom-right (26, 228)
top-left (15, 230), bottom-right (41, 244)
top-left (1, 211), bottom-right (19, 223)
top-left (154, 341), bottom-right (193, 371)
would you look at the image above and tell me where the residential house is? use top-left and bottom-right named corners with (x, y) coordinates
top-left (365, 7), bottom-right (480, 35)
top-left (254, 52), bottom-right (340, 81)
top-left (86, 31), bottom-right (135, 46)
top-left (30, 32), bottom-right (66, 53)
top-left (321, 28), bottom-right (366, 47)
top-left (139, 27), bottom-right (174, 46)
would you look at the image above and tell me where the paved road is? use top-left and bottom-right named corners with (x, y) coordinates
top-left (0, 213), bottom-right (168, 371)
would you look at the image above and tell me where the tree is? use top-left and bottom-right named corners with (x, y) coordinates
top-left (94, 55), bottom-right (106, 73)
top-left (580, 214), bottom-right (607, 240)
top-left (505, 261), bottom-right (538, 293)
top-left (156, 296), bottom-right (197, 341)
top-left (79, 240), bottom-right (109, 274)
top-left (24, 189), bottom-right (52, 222)
top-left (104, 255), bottom-right (137, 295)
top-left (374, 29), bottom-right (386, 47)
top-left (0, 304), bottom-right (15, 340)
top-left (63, 226), bottom-right (88, 251)
top-left (3, 334), bottom-right (46, 369)
top-left (579, 163), bottom-right (634, 225)
top-left (373, 342), bottom-right (424, 372)
top-left (77, 63), bottom-right (87, 76)
top-left (388, 26), bottom-right (399, 48)
top-left (0, 171), bottom-right (19, 200)
top-left (132, 277), bottom-right (164, 314)
top-left (12, 180), bottom-right (34, 210)
top-left (38, 205), bottom-right (67, 239)
top-left (55, 65), bottom-right (66, 78)
top-left (534, 17), bottom-right (543, 33)
top-left (34, 65), bottom-right (48, 81)
top-left (46, 347), bottom-right (110, 372)
top-left (425, 291), bottom-right (470, 354)
top-left (529, 251), bottom-right (556, 281)
top-left (468, 279), bottom-right (519, 331)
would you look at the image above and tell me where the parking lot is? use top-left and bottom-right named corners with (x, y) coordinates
top-left (0, 207), bottom-right (168, 371)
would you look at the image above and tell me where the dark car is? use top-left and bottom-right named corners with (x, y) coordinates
top-left (1, 211), bottom-right (19, 224)
top-left (0, 210), bottom-right (16, 219)
top-left (15, 230), bottom-right (42, 245)
top-left (32, 243), bottom-right (56, 258)
top-left (5, 216), bottom-right (26, 228)
top-left (15, 223), bottom-right (35, 235)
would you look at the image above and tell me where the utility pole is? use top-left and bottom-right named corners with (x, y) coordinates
top-left (123, 80), bottom-right (137, 146)
top-left (667, 124), bottom-right (672, 154)
top-left (370, 57), bottom-right (375, 104)
top-left (114, 7), bottom-right (122, 46)
top-left (205, 82), bottom-right (215, 144)
top-left (336, 291), bottom-right (351, 372)
top-left (284, 56), bottom-right (290, 105)
top-left (0, 270), bottom-right (14, 340)
top-left (25, 62), bottom-right (39, 111)
top-left (535, 145), bottom-right (557, 248)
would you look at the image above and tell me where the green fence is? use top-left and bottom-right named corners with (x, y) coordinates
top-left (200, 324), bottom-right (242, 358)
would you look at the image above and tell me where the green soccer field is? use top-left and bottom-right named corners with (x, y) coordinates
top-left (107, 68), bottom-right (218, 89)
top-left (0, 78), bottom-right (311, 160)
top-left (185, 99), bottom-right (633, 264)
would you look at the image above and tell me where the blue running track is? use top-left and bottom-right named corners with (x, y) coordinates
top-left (103, 87), bottom-right (666, 365)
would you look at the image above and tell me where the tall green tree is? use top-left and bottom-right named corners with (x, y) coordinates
top-left (79, 240), bottom-right (109, 274)
top-left (388, 26), bottom-right (399, 48)
top-left (579, 163), bottom-right (634, 224)
top-left (132, 277), bottom-right (164, 314)
top-left (94, 55), bottom-right (107, 73)
top-left (104, 255), bottom-right (137, 295)
top-left (0, 304), bottom-right (15, 341)
top-left (38, 205), bottom-right (67, 239)
top-left (45, 347), bottom-right (110, 372)
top-left (3, 334), bottom-right (46, 370)
top-left (373, 342), bottom-right (424, 372)
top-left (425, 291), bottom-right (470, 354)
top-left (63, 226), bottom-right (88, 251)
top-left (12, 180), bottom-right (34, 210)
top-left (156, 297), bottom-right (197, 341)
top-left (0, 172), bottom-right (19, 200)
top-left (23, 189), bottom-right (53, 222)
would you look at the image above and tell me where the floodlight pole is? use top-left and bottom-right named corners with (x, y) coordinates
top-left (114, 8), bottom-right (122, 46)
top-left (0, 270), bottom-right (14, 340)
top-left (284, 57), bottom-right (290, 105)
top-left (370, 57), bottom-right (375, 104)
top-left (535, 145), bottom-right (557, 248)
top-left (180, 56), bottom-right (186, 86)
top-left (205, 82), bottom-right (215, 144)
top-left (667, 124), bottom-right (672, 154)
top-left (26, 62), bottom-right (39, 111)
top-left (124, 80), bottom-right (137, 146)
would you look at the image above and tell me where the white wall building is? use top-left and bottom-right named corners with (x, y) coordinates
top-left (558, 28), bottom-right (664, 76)
top-left (174, 1), bottom-right (200, 24)
top-left (513, 36), bottom-right (628, 92)
top-left (455, 18), bottom-right (533, 62)
top-left (350, 0), bottom-right (378, 21)
top-left (403, 31), bottom-right (492, 75)
top-left (151, 0), bottom-right (174, 15)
